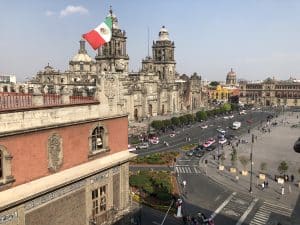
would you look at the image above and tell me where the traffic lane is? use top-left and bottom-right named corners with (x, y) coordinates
top-left (135, 111), bottom-right (271, 155)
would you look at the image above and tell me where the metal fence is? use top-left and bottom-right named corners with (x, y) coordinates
top-left (43, 94), bottom-right (62, 105)
top-left (69, 96), bottom-right (96, 104)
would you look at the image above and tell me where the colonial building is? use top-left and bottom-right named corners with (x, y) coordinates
top-left (239, 77), bottom-right (300, 106)
top-left (0, 90), bottom-right (136, 224)
top-left (29, 8), bottom-right (204, 122)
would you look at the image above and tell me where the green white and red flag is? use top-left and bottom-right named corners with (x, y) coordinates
top-left (83, 17), bottom-right (112, 50)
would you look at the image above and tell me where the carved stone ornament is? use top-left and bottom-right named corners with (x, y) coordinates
top-left (48, 133), bottom-right (63, 172)
top-left (104, 74), bottom-right (116, 98)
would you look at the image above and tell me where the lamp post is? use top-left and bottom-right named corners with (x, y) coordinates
top-left (249, 134), bottom-right (254, 193)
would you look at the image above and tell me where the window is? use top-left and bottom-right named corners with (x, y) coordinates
top-left (90, 125), bottom-right (108, 156)
top-left (0, 147), bottom-right (14, 185)
top-left (0, 151), bottom-right (3, 179)
top-left (92, 185), bottom-right (107, 217)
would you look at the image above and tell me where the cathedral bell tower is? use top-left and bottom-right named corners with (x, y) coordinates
top-left (152, 26), bottom-right (176, 82)
top-left (95, 7), bottom-right (129, 73)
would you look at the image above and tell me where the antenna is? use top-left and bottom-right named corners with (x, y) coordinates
top-left (147, 27), bottom-right (150, 57)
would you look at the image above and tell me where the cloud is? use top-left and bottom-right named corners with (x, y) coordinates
top-left (60, 5), bottom-right (88, 17)
top-left (45, 10), bottom-right (55, 16)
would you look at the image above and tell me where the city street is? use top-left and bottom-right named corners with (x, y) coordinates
top-left (130, 108), bottom-right (300, 225)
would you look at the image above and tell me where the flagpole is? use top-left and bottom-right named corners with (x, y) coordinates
top-left (110, 6), bottom-right (114, 73)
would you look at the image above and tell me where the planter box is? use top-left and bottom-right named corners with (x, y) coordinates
top-left (277, 177), bottom-right (284, 184)
top-left (241, 170), bottom-right (248, 176)
top-left (218, 165), bottom-right (224, 171)
top-left (259, 173), bottom-right (266, 180)
top-left (230, 167), bottom-right (236, 173)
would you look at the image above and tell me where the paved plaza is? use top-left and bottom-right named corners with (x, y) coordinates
top-left (201, 111), bottom-right (300, 209)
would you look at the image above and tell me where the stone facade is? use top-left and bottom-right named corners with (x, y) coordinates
top-left (239, 77), bottom-right (300, 106)
top-left (0, 98), bottom-right (136, 224)
top-left (28, 8), bottom-right (204, 121)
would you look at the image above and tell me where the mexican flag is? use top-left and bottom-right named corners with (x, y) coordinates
top-left (83, 17), bottom-right (112, 50)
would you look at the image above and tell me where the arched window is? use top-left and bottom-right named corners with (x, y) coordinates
top-left (89, 125), bottom-right (108, 156)
top-left (0, 146), bottom-right (14, 186)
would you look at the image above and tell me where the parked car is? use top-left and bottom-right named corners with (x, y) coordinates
top-left (216, 128), bottom-right (226, 135)
top-left (219, 138), bottom-right (227, 144)
top-left (205, 144), bottom-right (217, 151)
top-left (169, 132), bottom-right (176, 137)
top-left (186, 149), bottom-right (195, 156)
top-left (128, 144), bottom-right (137, 152)
top-left (239, 110), bottom-right (246, 115)
top-left (136, 142), bottom-right (149, 150)
top-left (149, 138), bottom-right (159, 144)
top-left (200, 124), bottom-right (208, 129)
top-left (225, 134), bottom-right (238, 140)
top-left (194, 150), bottom-right (205, 158)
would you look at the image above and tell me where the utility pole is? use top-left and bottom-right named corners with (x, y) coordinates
top-left (249, 134), bottom-right (254, 193)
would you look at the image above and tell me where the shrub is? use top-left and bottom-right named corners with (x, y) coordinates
top-left (278, 161), bottom-right (288, 175)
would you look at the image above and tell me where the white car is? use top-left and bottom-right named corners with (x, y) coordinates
top-left (229, 115), bottom-right (234, 118)
top-left (216, 128), bottom-right (226, 135)
top-left (149, 138), bottom-right (159, 144)
top-left (169, 132), bottom-right (176, 137)
top-left (200, 124), bottom-right (208, 129)
top-left (239, 110), bottom-right (247, 115)
top-left (219, 138), bottom-right (227, 144)
top-left (223, 116), bottom-right (229, 119)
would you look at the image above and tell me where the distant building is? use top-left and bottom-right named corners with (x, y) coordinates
top-left (226, 68), bottom-right (237, 85)
top-left (0, 75), bottom-right (16, 84)
top-left (239, 77), bottom-right (300, 106)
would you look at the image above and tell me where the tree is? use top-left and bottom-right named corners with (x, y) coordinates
top-left (196, 110), bottom-right (207, 121)
top-left (231, 148), bottom-right (237, 167)
top-left (260, 162), bottom-right (267, 173)
top-left (239, 155), bottom-right (250, 171)
top-left (162, 119), bottom-right (172, 131)
top-left (209, 81), bottom-right (220, 86)
top-left (171, 117), bottom-right (180, 127)
top-left (179, 115), bottom-right (188, 125)
top-left (151, 120), bottom-right (163, 131)
top-left (278, 161), bottom-right (289, 175)
top-left (222, 103), bottom-right (232, 112)
top-left (185, 114), bottom-right (195, 124)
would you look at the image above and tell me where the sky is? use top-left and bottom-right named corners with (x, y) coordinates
top-left (1, 0), bottom-right (300, 82)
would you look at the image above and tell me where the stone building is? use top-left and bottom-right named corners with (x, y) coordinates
top-left (239, 77), bottom-right (300, 106)
top-left (29, 8), bottom-right (204, 122)
top-left (0, 90), bottom-right (136, 224)
top-left (226, 68), bottom-right (237, 85)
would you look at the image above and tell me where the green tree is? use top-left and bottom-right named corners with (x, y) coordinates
top-left (151, 120), bottom-right (163, 131)
top-left (222, 103), bottom-right (232, 112)
top-left (231, 148), bottom-right (237, 167)
top-left (239, 155), bottom-right (249, 171)
top-left (185, 114), bottom-right (195, 124)
top-left (209, 81), bottom-right (220, 86)
top-left (171, 117), bottom-right (180, 126)
top-left (179, 115), bottom-right (188, 125)
top-left (260, 162), bottom-right (267, 173)
top-left (278, 161), bottom-right (289, 175)
top-left (162, 119), bottom-right (172, 130)
top-left (196, 110), bottom-right (208, 121)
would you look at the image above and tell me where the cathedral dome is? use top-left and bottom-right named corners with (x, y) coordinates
top-left (158, 26), bottom-right (170, 41)
top-left (72, 53), bottom-right (92, 62)
top-left (226, 68), bottom-right (237, 85)
top-left (71, 39), bottom-right (93, 63)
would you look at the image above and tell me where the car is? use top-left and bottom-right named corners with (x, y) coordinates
top-left (169, 132), bottom-right (176, 137)
top-left (128, 144), bottom-right (137, 152)
top-left (205, 144), bottom-right (217, 151)
top-left (239, 110), bottom-right (247, 115)
top-left (219, 138), bottom-right (227, 144)
top-left (149, 138), bottom-right (159, 144)
top-left (246, 119), bottom-right (253, 124)
top-left (194, 150), bottom-right (205, 158)
top-left (200, 124), bottom-right (208, 129)
top-left (225, 134), bottom-right (237, 140)
top-left (203, 141), bottom-right (211, 148)
top-left (216, 128), bottom-right (226, 135)
top-left (208, 138), bottom-right (216, 144)
top-left (186, 149), bottom-right (195, 156)
top-left (136, 142), bottom-right (149, 150)
top-left (223, 116), bottom-right (229, 119)
top-left (229, 115), bottom-right (234, 119)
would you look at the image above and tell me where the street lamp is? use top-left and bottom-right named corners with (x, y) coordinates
top-left (249, 134), bottom-right (254, 193)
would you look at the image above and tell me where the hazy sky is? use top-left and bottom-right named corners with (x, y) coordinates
top-left (1, 0), bottom-right (300, 82)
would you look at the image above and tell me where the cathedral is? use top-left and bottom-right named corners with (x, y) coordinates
top-left (31, 8), bottom-right (204, 121)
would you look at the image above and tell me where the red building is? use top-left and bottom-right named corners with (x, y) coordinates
top-left (0, 93), bottom-right (135, 225)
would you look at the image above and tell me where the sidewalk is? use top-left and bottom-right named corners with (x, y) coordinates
top-left (199, 111), bottom-right (300, 209)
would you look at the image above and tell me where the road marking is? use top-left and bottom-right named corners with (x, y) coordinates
top-left (214, 195), bottom-right (221, 202)
top-left (236, 198), bottom-right (258, 225)
top-left (152, 221), bottom-right (160, 225)
top-left (211, 192), bottom-right (236, 218)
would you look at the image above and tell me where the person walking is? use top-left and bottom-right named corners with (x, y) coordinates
top-left (291, 174), bottom-right (294, 183)
top-left (281, 186), bottom-right (285, 195)
top-left (261, 182), bottom-right (265, 190)
top-left (265, 180), bottom-right (269, 188)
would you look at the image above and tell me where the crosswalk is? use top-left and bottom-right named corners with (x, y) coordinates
top-left (220, 192), bottom-right (256, 220)
top-left (175, 165), bottom-right (203, 174)
top-left (249, 201), bottom-right (292, 225)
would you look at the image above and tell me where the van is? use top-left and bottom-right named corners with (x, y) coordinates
top-left (232, 121), bottom-right (241, 130)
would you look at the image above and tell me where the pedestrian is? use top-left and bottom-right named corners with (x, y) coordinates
top-left (265, 180), bottom-right (269, 188)
top-left (261, 182), bottom-right (265, 190)
top-left (281, 186), bottom-right (285, 195)
top-left (182, 180), bottom-right (187, 188)
top-left (255, 135), bottom-right (257, 141)
top-left (291, 174), bottom-right (294, 183)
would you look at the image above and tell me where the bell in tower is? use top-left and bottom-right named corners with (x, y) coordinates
top-left (152, 26), bottom-right (176, 82)
top-left (95, 7), bottom-right (129, 74)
